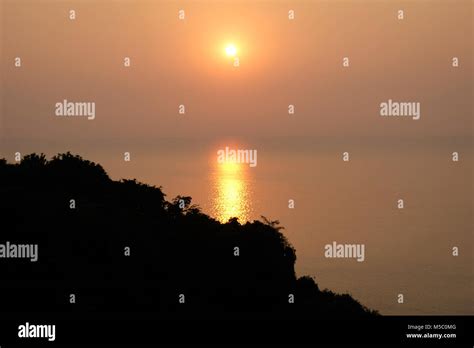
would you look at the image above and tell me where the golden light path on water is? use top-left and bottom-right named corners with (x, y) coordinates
top-left (212, 161), bottom-right (251, 223)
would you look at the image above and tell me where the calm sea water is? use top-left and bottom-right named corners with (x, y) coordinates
top-left (3, 136), bottom-right (472, 315)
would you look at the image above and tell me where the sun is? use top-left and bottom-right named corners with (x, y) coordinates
top-left (225, 44), bottom-right (237, 57)
top-left (220, 160), bottom-right (241, 173)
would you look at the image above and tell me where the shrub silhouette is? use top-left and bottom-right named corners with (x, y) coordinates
top-left (0, 153), bottom-right (378, 318)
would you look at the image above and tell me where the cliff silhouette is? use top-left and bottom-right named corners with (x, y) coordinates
top-left (0, 153), bottom-right (378, 318)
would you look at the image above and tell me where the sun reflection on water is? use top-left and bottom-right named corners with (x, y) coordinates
top-left (212, 161), bottom-right (251, 223)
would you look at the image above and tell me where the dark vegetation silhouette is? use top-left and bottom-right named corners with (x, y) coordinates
top-left (0, 153), bottom-right (378, 318)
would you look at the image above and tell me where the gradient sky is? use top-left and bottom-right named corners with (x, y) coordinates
top-left (1, 0), bottom-right (472, 151)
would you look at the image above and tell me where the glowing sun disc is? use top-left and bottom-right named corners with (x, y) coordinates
top-left (225, 44), bottom-right (237, 57)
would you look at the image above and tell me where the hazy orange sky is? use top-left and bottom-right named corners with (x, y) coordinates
top-left (1, 0), bottom-right (472, 151)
